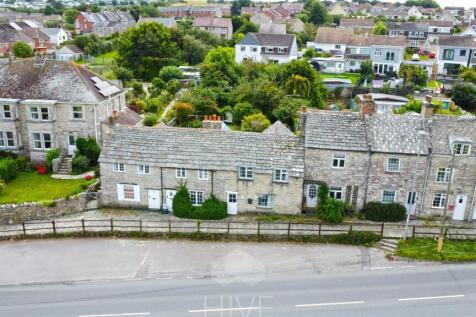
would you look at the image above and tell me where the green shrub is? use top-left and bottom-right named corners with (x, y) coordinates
top-left (317, 182), bottom-right (329, 206)
top-left (72, 155), bottom-right (89, 174)
top-left (318, 198), bottom-right (345, 224)
top-left (172, 185), bottom-right (193, 218)
top-left (143, 114), bottom-right (158, 127)
top-left (46, 148), bottom-right (61, 169)
top-left (329, 230), bottom-right (381, 245)
top-left (0, 158), bottom-right (18, 182)
top-left (75, 137), bottom-right (100, 166)
top-left (363, 202), bottom-right (407, 222)
top-left (0, 180), bottom-right (6, 192)
top-left (94, 166), bottom-right (100, 178)
top-left (166, 79), bottom-right (181, 95)
top-left (16, 155), bottom-right (30, 172)
top-left (195, 195), bottom-right (227, 220)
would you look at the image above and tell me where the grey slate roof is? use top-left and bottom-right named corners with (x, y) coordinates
top-left (387, 22), bottom-right (429, 32)
top-left (99, 126), bottom-right (305, 175)
top-left (428, 115), bottom-right (476, 155)
top-left (0, 60), bottom-right (124, 104)
top-left (237, 32), bottom-right (295, 48)
top-left (438, 35), bottom-right (476, 48)
top-left (367, 113), bottom-right (428, 154)
top-left (303, 110), bottom-right (369, 151)
top-left (263, 121), bottom-right (295, 137)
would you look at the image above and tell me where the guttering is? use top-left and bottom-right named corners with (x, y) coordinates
top-left (419, 150), bottom-right (432, 216)
top-left (363, 143), bottom-right (372, 207)
top-left (468, 181), bottom-right (476, 222)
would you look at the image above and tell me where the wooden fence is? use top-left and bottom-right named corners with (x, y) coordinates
top-left (0, 219), bottom-right (475, 240)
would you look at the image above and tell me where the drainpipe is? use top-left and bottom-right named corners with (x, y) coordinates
top-left (468, 181), bottom-right (476, 222)
top-left (211, 170), bottom-right (214, 196)
top-left (363, 143), bottom-right (372, 207)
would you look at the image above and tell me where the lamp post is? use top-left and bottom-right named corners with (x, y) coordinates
top-left (403, 130), bottom-right (427, 240)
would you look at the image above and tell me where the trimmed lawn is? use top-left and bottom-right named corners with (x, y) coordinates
top-left (427, 80), bottom-right (441, 90)
top-left (0, 172), bottom-right (87, 204)
top-left (404, 52), bottom-right (430, 61)
top-left (89, 51), bottom-right (118, 66)
top-left (319, 72), bottom-right (360, 84)
top-left (396, 238), bottom-right (476, 262)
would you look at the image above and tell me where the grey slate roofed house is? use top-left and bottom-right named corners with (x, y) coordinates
top-left (99, 125), bottom-right (305, 214)
top-left (0, 60), bottom-right (126, 161)
top-left (428, 115), bottom-right (476, 155)
top-left (235, 32), bottom-right (298, 64)
top-left (137, 17), bottom-right (176, 28)
top-left (302, 110), bottom-right (368, 152)
top-left (192, 17), bottom-right (233, 39)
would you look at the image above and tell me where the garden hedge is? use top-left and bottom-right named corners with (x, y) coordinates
top-left (0, 158), bottom-right (18, 182)
top-left (363, 202), bottom-right (406, 222)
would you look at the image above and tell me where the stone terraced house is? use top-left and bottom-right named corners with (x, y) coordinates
top-left (0, 59), bottom-right (126, 161)
top-left (98, 98), bottom-right (476, 220)
top-left (302, 97), bottom-right (476, 221)
top-left (99, 121), bottom-right (305, 214)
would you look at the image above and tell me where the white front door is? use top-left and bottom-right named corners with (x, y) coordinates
top-left (227, 192), bottom-right (238, 215)
top-left (148, 189), bottom-right (161, 210)
top-left (453, 194), bottom-right (467, 220)
top-left (306, 184), bottom-right (318, 208)
top-left (473, 202), bottom-right (476, 220)
top-left (405, 191), bottom-right (417, 215)
top-left (67, 134), bottom-right (76, 156)
top-left (165, 190), bottom-right (176, 212)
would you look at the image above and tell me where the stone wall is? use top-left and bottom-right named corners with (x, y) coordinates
top-left (0, 195), bottom-right (86, 225)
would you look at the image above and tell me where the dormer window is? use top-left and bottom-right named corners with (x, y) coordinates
top-left (452, 143), bottom-right (470, 155)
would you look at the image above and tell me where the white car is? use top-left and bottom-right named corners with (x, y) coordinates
top-left (411, 53), bottom-right (420, 61)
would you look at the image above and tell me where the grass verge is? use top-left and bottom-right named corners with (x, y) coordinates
top-left (319, 72), bottom-right (360, 84)
top-left (396, 238), bottom-right (476, 262)
top-left (0, 172), bottom-right (87, 204)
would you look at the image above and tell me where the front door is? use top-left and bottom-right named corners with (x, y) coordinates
top-left (453, 194), bottom-right (467, 220)
top-left (227, 192), bottom-right (238, 215)
top-left (306, 184), bottom-right (318, 208)
top-left (405, 191), bottom-right (417, 215)
top-left (67, 134), bottom-right (76, 156)
top-left (148, 189), bottom-right (161, 210)
top-left (165, 189), bottom-right (176, 212)
top-left (473, 202), bottom-right (476, 220)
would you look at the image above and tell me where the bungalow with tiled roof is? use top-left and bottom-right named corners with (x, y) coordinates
top-left (235, 32), bottom-right (297, 64)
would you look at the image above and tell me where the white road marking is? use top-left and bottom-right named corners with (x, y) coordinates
top-left (124, 278), bottom-right (142, 281)
top-left (400, 265), bottom-right (416, 269)
top-left (398, 294), bottom-right (465, 302)
top-left (78, 313), bottom-right (151, 317)
top-left (296, 301), bottom-right (365, 308)
top-left (189, 307), bottom-right (271, 313)
top-left (370, 266), bottom-right (393, 270)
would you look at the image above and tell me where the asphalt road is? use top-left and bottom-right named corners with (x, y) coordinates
top-left (0, 239), bottom-right (474, 317)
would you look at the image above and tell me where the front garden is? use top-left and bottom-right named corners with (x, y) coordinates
top-left (0, 171), bottom-right (91, 204)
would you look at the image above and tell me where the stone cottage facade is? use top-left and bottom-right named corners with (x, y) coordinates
top-left (0, 60), bottom-right (126, 161)
top-left (99, 122), bottom-right (304, 214)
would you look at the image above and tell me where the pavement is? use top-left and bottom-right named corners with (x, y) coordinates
top-left (0, 239), bottom-right (474, 317)
top-left (51, 171), bottom-right (95, 180)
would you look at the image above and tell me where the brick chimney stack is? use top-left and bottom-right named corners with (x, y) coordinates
top-left (202, 114), bottom-right (223, 130)
top-left (421, 95), bottom-right (433, 119)
top-left (358, 94), bottom-right (376, 118)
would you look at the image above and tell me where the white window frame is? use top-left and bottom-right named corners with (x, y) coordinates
top-left (436, 167), bottom-right (450, 183)
top-left (113, 163), bottom-right (125, 172)
top-left (32, 132), bottom-right (52, 150)
top-left (138, 164), bottom-right (150, 175)
top-left (432, 193), bottom-right (446, 208)
top-left (329, 186), bottom-right (343, 200)
top-left (332, 154), bottom-right (346, 169)
top-left (123, 184), bottom-right (136, 201)
top-left (198, 169), bottom-right (209, 180)
top-left (240, 46), bottom-right (245, 51)
top-left (257, 194), bottom-right (272, 208)
top-left (0, 131), bottom-right (14, 148)
top-left (72, 106), bottom-right (84, 120)
top-left (374, 49), bottom-right (382, 56)
top-left (381, 190), bottom-right (396, 203)
top-left (2, 105), bottom-right (12, 119)
top-left (452, 143), bottom-right (471, 155)
top-left (176, 168), bottom-right (186, 179)
top-left (190, 190), bottom-right (204, 206)
top-left (238, 166), bottom-right (253, 180)
top-left (387, 158), bottom-right (400, 172)
top-left (273, 169), bottom-right (288, 183)
top-left (30, 106), bottom-right (50, 121)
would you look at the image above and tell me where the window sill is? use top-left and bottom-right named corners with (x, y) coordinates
top-left (386, 170), bottom-right (400, 173)
top-left (432, 206), bottom-right (444, 209)
top-left (257, 205), bottom-right (272, 209)
top-left (273, 180), bottom-right (289, 184)
top-left (238, 178), bottom-right (253, 181)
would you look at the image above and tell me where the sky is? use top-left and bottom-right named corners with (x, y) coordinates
top-left (363, 0), bottom-right (474, 9)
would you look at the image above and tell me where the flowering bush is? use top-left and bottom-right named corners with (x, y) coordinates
top-left (84, 175), bottom-right (93, 181)
top-left (36, 165), bottom-right (46, 175)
